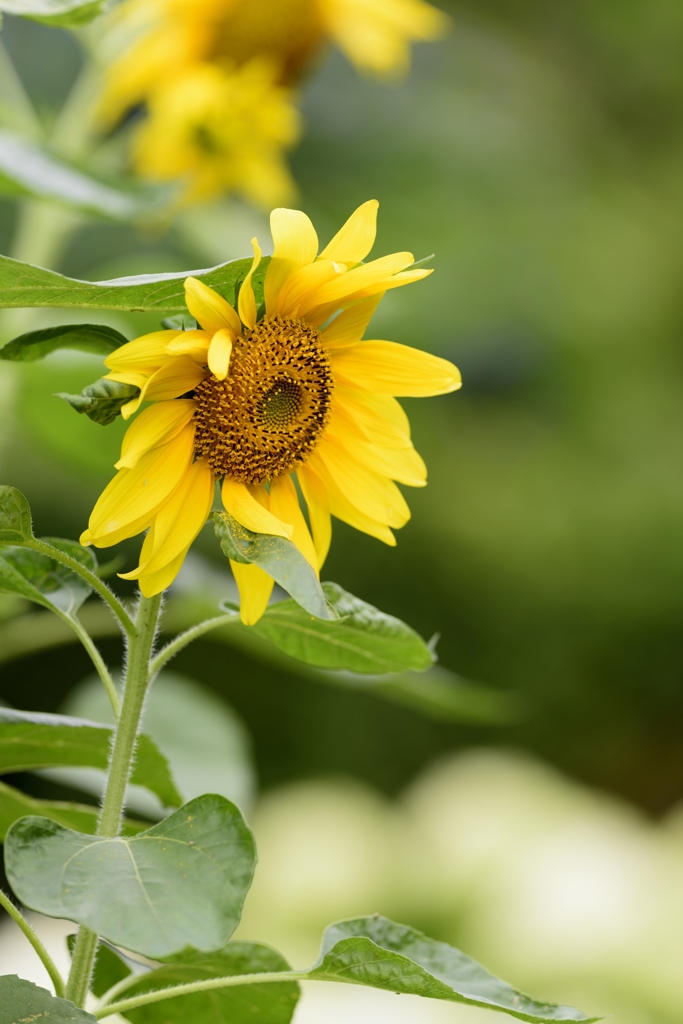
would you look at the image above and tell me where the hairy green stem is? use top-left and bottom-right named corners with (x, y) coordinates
top-left (68, 616), bottom-right (121, 718)
top-left (0, 889), bottom-right (65, 997)
top-left (65, 593), bottom-right (162, 1006)
top-left (149, 612), bottom-right (238, 675)
top-left (29, 538), bottom-right (136, 638)
top-left (96, 970), bottom-right (305, 1017)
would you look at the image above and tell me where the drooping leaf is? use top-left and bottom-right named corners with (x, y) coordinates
top-left (0, 130), bottom-right (162, 215)
top-left (0, 324), bottom-right (127, 362)
top-left (0, 486), bottom-right (33, 544)
top-left (0, 708), bottom-right (182, 808)
top-left (0, 253), bottom-right (267, 313)
top-left (56, 378), bottom-right (140, 426)
top-left (0, 976), bottom-right (96, 1024)
top-left (0, 541), bottom-right (96, 616)
top-left (0, 778), bottom-right (101, 840)
top-left (213, 512), bottom-right (333, 621)
top-left (241, 582), bottom-right (434, 673)
top-left (66, 936), bottom-right (133, 999)
top-left (306, 917), bottom-right (599, 1023)
top-left (115, 943), bottom-right (300, 1024)
top-left (5, 794), bottom-right (256, 959)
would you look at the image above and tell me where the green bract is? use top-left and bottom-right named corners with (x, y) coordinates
top-left (213, 512), bottom-right (334, 620)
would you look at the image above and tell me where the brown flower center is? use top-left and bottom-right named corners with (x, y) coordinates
top-left (193, 316), bottom-right (333, 484)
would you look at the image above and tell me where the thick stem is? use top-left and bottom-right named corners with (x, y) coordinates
top-left (0, 889), bottom-right (65, 997)
top-left (65, 593), bottom-right (162, 1006)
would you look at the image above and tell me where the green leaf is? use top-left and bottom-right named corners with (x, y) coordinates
top-left (242, 582), bottom-right (434, 673)
top-left (116, 943), bottom-right (300, 1024)
top-left (161, 315), bottom-right (197, 331)
top-left (66, 936), bottom-right (132, 999)
top-left (56, 378), bottom-right (140, 426)
top-left (213, 511), bottom-right (334, 620)
top-left (0, 486), bottom-right (33, 544)
top-left (5, 794), bottom-right (256, 959)
top-left (0, 253), bottom-right (267, 313)
top-left (0, 323), bottom-right (127, 362)
top-left (0, 778), bottom-right (101, 840)
top-left (0, 540), bottom-right (96, 616)
top-left (0, 130), bottom-right (161, 215)
top-left (0, 976), bottom-right (96, 1024)
top-left (0, 708), bottom-right (182, 809)
top-left (307, 917), bottom-right (599, 1023)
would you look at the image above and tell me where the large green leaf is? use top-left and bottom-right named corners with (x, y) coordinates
top-left (306, 917), bottom-right (599, 1023)
top-left (213, 512), bottom-right (333, 620)
top-left (0, 0), bottom-right (106, 25)
top-left (0, 130), bottom-right (158, 217)
top-left (115, 944), bottom-right (300, 1024)
top-left (0, 486), bottom-right (33, 544)
top-left (5, 794), bottom-right (256, 959)
top-left (0, 540), bottom-right (95, 616)
top-left (56, 378), bottom-right (140, 426)
top-left (0, 708), bottom-right (182, 808)
top-left (0, 323), bottom-right (127, 362)
top-left (0, 977), bottom-right (96, 1024)
top-left (0, 253), bottom-right (267, 313)
top-left (243, 582), bottom-right (434, 673)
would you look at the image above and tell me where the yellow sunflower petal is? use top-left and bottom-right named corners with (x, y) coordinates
top-left (273, 259), bottom-right (345, 319)
top-left (105, 330), bottom-right (179, 375)
top-left (138, 547), bottom-right (190, 598)
top-left (311, 440), bottom-right (410, 528)
top-left (80, 510), bottom-right (154, 550)
top-left (237, 237), bottom-right (262, 330)
top-left (87, 424), bottom-right (196, 545)
top-left (319, 199), bottom-right (379, 266)
top-left (115, 400), bottom-right (196, 470)
top-left (122, 457), bottom-right (215, 578)
top-left (321, 294), bottom-right (383, 346)
top-left (329, 424), bottom-right (427, 487)
top-left (208, 329), bottom-right (233, 381)
top-left (297, 465), bottom-right (332, 568)
top-left (300, 251), bottom-right (414, 316)
top-left (264, 208), bottom-right (319, 314)
top-left (334, 386), bottom-right (411, 447)
top-left (305, 454), bottom-right (396, 546)
top-left (121, 356), bottom-right (207, 419)
top-left (221, 478), bottom-right (292, 539)
top-left (269, 474), bottom-right (318, 571)
top-left (165, 329), bottom-right (212, 361)
top-left (230, 560), bottom-right (274, 625)
top-left (184, 276), bottom-right (242, 336)
top-left (331, 340), bottom-right (461, 395)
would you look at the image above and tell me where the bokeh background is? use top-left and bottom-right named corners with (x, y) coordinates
top-left (2, 2), bottom-right (683, 1022)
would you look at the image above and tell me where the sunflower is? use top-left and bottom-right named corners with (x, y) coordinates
top-left (81, 201), bottom-right (460, 623)
top-left (98, 0), bottom-right (449, 195)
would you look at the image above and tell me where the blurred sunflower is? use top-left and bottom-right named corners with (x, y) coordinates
top-left (82, 201), bottom-right (460, 622)
top-left (98, 0), bottom-right (448, 203)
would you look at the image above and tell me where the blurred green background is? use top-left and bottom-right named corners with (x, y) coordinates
top-left (2, 3), bottom-right (683, 1021)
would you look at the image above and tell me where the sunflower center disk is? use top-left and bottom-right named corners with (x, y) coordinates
top-left (193, 316), bottom-right (334, 484)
